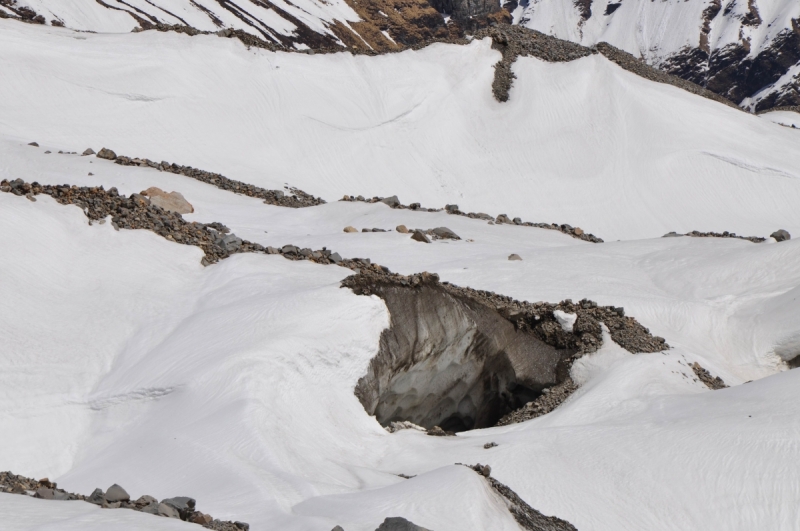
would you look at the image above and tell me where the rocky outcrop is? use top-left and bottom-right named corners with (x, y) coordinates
top-left (0, 472), bottom-right (248, 530)
top-left (345, 268), bottom-right (668, 430)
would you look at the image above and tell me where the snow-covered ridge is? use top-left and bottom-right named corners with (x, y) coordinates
top-left (515, 0), bottom-right (800, 111)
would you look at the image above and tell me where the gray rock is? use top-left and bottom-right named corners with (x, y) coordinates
top-left (375, 517), bottom-right (432, 531)
top-left (662, 232), bottom-right (684, 238)
top-left (161, 496), bottom-right (195, 512)
top-left (217, 28), bottom-right (232, 37)
top-left (431, 227), bottom-right (459, 240)
top-left (105, 484), bottom-right (130, 502)
top-left (508, 254), bottom-right (522, 261)
top-left (512, 217), bottom-right (522, 225)
top-left (102, 501), bottom-right (121, 509)
top-left (234, 522), bottom-right (250, 530)
top-left (218, 234), bottom-right (243, 253)
top-left (139, 502), bottom-right (160, 515)
top-left (444, 204), bottom-right (459, 213)
top-left (496, 214), bottom-right (511, 224)
top-left (96, 147), bottom-right (117, 160)
top-left (82, 148), bottom-right (95, 156)
top-left (380, 195), bottom-right (400, 208)
top-left (53, 490), bottom-right (71, 501)
top-left (411, 230), bottom-right (431, 243)
top-left (28, 142), bottom-right (39, 147)
top-left (157, 502), bottom-right (180, 518)
top-left (266, 246), bottom-right (281, 254)
top-left (771, 229), bottom-right (791, 242)
top-left (329, 252), bottom-right (343, 264)
top-left (87, 488), bottom-right (105, 505)
top-left (34, 487), bottom-right (54, 500)
top-left (134, 495), bottom-right (157, 506)
top-left (332, 527), bottom-right (345, 531)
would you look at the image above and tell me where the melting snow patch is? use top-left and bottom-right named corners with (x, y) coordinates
top-left (553, 310), bottom-right (577, 332)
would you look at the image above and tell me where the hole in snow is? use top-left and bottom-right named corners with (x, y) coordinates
top-left (355, 282), bottom-right (576, 432)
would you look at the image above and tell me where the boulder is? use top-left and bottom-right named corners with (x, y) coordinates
top-left (396, 225), bottom-right (409, 233)
top-left (771, 229), bottom-right (791, 242)
top-left (380, 195), bottom-right (401, 208)
top-left (82, 148), bottom-right (95, 156)
top-left (329, 252), bottom-right (343, 264)
top-left (161, 496), bottom-right (196, 512)
top-left (96, 148), bottom-right (117, 160)
top-left (375, 517), bottom-right (432, 531)
top-left (281, 245), bottom-right (299, 255)
top-left (512, 217), bottom-right (522, 225)
top-left (28, 142), bottom-right (39, 147)
top-left (105, 484), bottom-right (130, 502)
top-left (343, 226), bottom-right (358, 233)
top-left (87, 488), bottom-right (105, 505)
top-left (157, 502), bottom-right (180, 518)
top-left (431, 227), bottom-right (459, 240)
top-left (495, 214), bottom-right (511, 224)
top-left (34, 487), bottom-right (54, 500)
top-left (192, 513), bottom-right (213, 525)
top-left (411, 231), bottom-right (431, 243)
top-left (141, 187), bottom-right (194, 214)
top-left (508, 254), bottom-right (522, 261)
top-left (573, 227), bottom-right (584, 236)
top-left (445, 204), bottom-right (459, 213)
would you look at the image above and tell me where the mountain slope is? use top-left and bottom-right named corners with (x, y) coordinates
top-left (515, 0), bottom-right (800, 111)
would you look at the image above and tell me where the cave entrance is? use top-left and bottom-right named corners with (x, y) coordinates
top-left (354, 281), bottom-right (574, 432)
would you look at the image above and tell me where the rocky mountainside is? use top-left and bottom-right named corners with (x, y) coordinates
top-left (2, 0), bottom-right (797, 110)
top-left (513, 0), bottom-right (800, 111)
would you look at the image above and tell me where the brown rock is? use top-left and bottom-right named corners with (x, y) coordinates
top-left (96, 148), bottom-right (117, 160)
top-left (396, 225), bottom-right (409, 233)
top-left (343, 226), bottom-right (358, 233)
top-left (573, 227), bottom-right (584, 236)
top-left (141, 187), bottom-right (194, 214)
top-left (508, 254), bottom-right (522, 261)
top-left (411, 230), bottom-right (431, 243)
top-left (192, 513), bottom-right (213, 525)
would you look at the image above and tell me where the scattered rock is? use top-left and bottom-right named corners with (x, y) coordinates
top-left (375, 517), bottom-right (432, 531)
top-left (483, 442), bottom-right (498, 449)
top-left (691, 362), bottom-right (728, 390)
top-left (141, 187), bottom-right (194, 214)
top-left (396, 225), bottom-right (409, 233)
top-left (82, 148), bottom-right (95, 156)
top-left (344, 226), bottom-right (358, 233)
top-left (28, 142), bottom-right (39, 147)
top-left (771, 229), bottom-right (791, 242)
top-left (104, 484), bottom-right (130, 502)
top-left (411, 230), bottom-right (431, 243)
top-left (508, 254), bottom-right (522, 261)
top-left (96, 147), bottom-right (117, 160)
top-left (464, 464), bottom-right (578, 531)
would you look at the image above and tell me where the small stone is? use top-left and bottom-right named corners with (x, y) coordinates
top-left (82, 148), bottom-right (95, 156)
top-left (445, 204), bottom-right (459, 213)
top-left (192, 513), bottom-right (213, 524)
top-left (28, 142), bottom-right (39, 147)
top-left (771, 229), bottom-right (791, 242)
top-left (426, 425), bottom-right (447, 436)
top-left (508, 254), bottom-right (522, 261)
top-left (483, 442), bottom-right (498, 449)
top-left (105, 484), bottom-right (130, 502)
top-left (431, 227), bottom-right (459, 240)
top-left (573, 227), bottom-right (584, 236)
top-left (266, 246), bottom-right (281, 254)
top-left (396, 225), bottom-right (409, 233)
top-left (96, 148), bottom-right (117, 160)
top-left (281, 245), bottom-right (299, 255)
top-left (343, 226), bottom-right (358, 233)
top-left (25, 193), bottom-right (36, 202)
top-left (411, 230), bottom-right (431, 243)
top-left (362, 228), bottom-right (370, 232)
top-left (479, 464), bottom-right (492, 477)
top-left (512, 217), bottom-right (522, 225)
top-left (44, 150), bottom-right (52, 154)
top-left (88, 172), bottom-right (94, 176)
